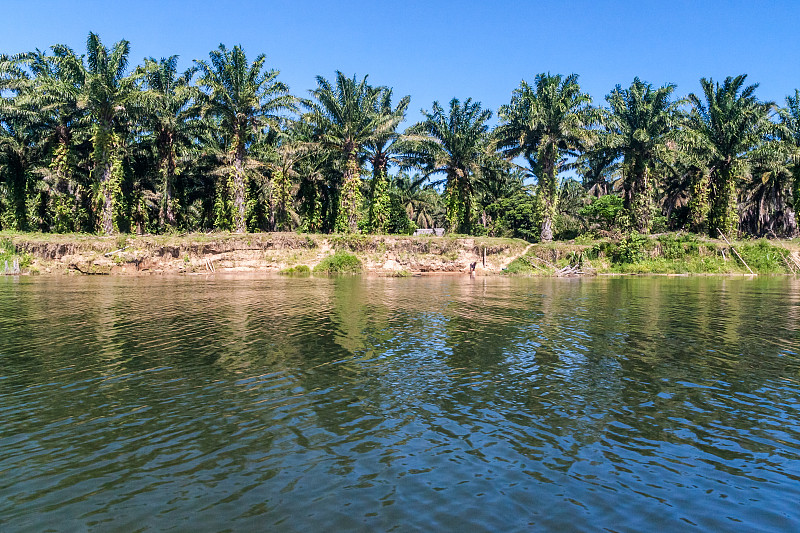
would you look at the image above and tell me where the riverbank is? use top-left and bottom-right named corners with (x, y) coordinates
top-left (0, 232), bottom-right (528, 276)
top-left (507, 233), bottom-right (800, 275)
top-left (2, 231), bottom-right (799, 276)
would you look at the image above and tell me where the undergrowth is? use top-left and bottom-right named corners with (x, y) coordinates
top-left (279, 264), bottom-right (311, 276)
top-left (313, 251), bottom-right (363, 274)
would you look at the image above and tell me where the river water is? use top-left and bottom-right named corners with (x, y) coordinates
top-left (1, 275), bottom-right (799, 531)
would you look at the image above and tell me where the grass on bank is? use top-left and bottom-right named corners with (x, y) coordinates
top-left (506, 233), bottom-right (800, 275)
top-left (279, 264), bottom-right (311, 276)
top-left (1, 237), bottom-right (32, 273)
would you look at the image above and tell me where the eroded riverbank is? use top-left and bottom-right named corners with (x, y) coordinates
top-left (3, 231), bottom-right (799, 276)
top-left (2, 232), bottom-right (529, 275)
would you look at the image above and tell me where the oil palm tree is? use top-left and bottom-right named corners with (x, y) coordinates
top-left (18, 46), bottom-right (93, 232)
top-left (602, 77), bottom-right (680, 233)
top-left (302, 72), bottom-right (392, 233)
top-left (495, 73), bottom-right (595, 241)
top-left (407, 97), bottom-right (491, 234)
top-left (196, 44), bottom-right (293, 232)
top-left (82, 32), bottom-right (139, 234)
top-left (780, 89), bottom-right (800, 230)
top-left (686, 75), bottom-right (776, 237)
top-left (392, 172), bottom-right (444, 229)
top-left (138, 56), bottom-right (203, 229)
top-left (0, 53), bottom-right (36, 230)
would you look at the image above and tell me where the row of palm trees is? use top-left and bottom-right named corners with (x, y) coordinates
top-left (2, 33), bottom-right (799, 240)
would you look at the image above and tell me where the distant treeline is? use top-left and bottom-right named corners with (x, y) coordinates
top-left (1, 32), bottom-right (799, 241)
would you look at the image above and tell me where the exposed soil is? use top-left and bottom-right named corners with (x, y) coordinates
top-left (6, 232), bottom-right (530, 276)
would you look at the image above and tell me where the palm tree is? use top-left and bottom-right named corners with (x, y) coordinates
top-left (780, 89), bottom-right (800, 230)
top-left (602, 77), bottom-right (680, 233)
top-left (82, 32), bottom-right (138, 234)
top-left (19, 46), bottom-right (93, 232)
top-left (576, 147), bottom-right (619, 197)
top-left (196, 44), bottom-right (293, 233)
top-left (0, 53), bottom-right (36, 230)
top-left (687, 75), bottom-right (776, 237)
top-left (407, 98), bottom-right (491, 234)
top-left (392, 172), bottom-right (444, 229)
top-left (0, 117), bottom-right (35, 231)
top-left (302, 72), bottom-right (391, 233)
top-left (365, 87), bottom-right (410, 233)
top-left (495, 73), bottom-right (595, 241)
top-left (137, 56), bottom-right (202, 229)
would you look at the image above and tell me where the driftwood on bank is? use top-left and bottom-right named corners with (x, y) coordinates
top-left (69, 263), bottom-right (110, 275)
top-left (718, 231), bottom-right (754, 275)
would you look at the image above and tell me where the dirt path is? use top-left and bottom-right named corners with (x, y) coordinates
top-left (499, 242), bottom-right (534, 269)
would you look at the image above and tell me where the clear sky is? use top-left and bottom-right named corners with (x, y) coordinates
top-left (3, 0), bottom-right (800, 126)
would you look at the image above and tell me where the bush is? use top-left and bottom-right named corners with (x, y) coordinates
top-left (612, 232), bottom-right (649, 264)
top-left (313, 251), bottom-right (363, 274)
top-left (580, 195), bottom-right (625, 231)
top-left (657, 234), bottom-right (699, 260)
top-left (279, 264), bottom-right (311, 276)
top-left (736, 239), bottom-right (790, 273)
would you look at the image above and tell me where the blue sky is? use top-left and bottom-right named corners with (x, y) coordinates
top-left (3, 0), bottom-right (800, 126)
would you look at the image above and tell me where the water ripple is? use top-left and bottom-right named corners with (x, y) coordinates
top-left (1, 276), bottom-right (799, 531)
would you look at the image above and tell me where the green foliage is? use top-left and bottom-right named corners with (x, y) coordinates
top-left (612, 232), bottom-right (650, 263)
top-left (0, 237), bottom-right (32, 269)
top-left (657, 233), bottom-right (699, 259)
top-left (0, 34), bottom-right (796, 241)
top-left (407, 98), bottom-right (492, 234)
top-left (503, 256), bottom-right (538, 275)
top-left (602, 78), bottom-right (680, 234)
top-left (279, 264), bottom-right (311, 276)
top-left (495, 73), bottom-right (595, 241)
top-left (329, 233), bottom-right (374, 252)
top-left (484, 192), bottom-right (539, 242)
top-left (580, 194), bottom-right (624, 229)
top-left (736, 239), bottom-right (792, 273)
top-left (313, 251), bottom-right (363, 274)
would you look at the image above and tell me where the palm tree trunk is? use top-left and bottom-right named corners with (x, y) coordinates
top-left (793, 167), bottom-right (800, 233)
top-left (52, 130), bottom-right (73, 232)
top-left (368, 165), bottom-right (390, 233)
top-left (94, 123), bottom-right (120, 235)
top-left (232, 134), bottom-right (247, 233)
top-left (625, 160), bottom-right (652, 234)
top-left (710, 163), bottom-right (737, 237)
top-left (337, 150), bottom-right (361, 233)
top-left (539, 153), bottom-right (557, 242)
top-left (688, 168), bottom-right (710, 233)
top-left (159, 136), bottom-right (177, 229)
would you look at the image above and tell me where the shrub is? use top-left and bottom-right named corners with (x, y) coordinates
top-left (279, 264), bottom-right (311, 276)
top-left (612, 232), bottom-right (650, 264)
top-left (313, 251), bottom-right (362, 274)
top-left (580, 195), bottom-right (625, 231)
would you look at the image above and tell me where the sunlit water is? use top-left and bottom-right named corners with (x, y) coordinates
top-left (1, 275), bottom-right (799, 531)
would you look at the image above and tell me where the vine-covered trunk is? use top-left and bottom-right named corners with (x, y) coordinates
top-left (625, 160), bottom-right (652, 234)
top-left (793, 166), bottom-right (800, 232)
top-left (709, 162), bottom-right (737, 238)
top-left (274, 169), bottom-right (291, 231)
top-left (93, 123), bottom-right (122, 235)
top-left (444, 172), bottom-right (468, 233)
top-left (368, 165), bottom-right (390, 234)
top-left (51, 131), bottom-right (74, 233)
top-left (232, 135), bottom-right (247, 233)
top-left (460, 176), bottom-right (473, 234)
top-left (688, 167), bottom-right (710, 233)
top-left (336, 151), bottom-right (361, 233)
top-left (159, 132), bottom-right (177, 229)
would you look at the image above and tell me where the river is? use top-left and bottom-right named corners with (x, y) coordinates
top-left (1, 275), bottom-right (799, 531)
